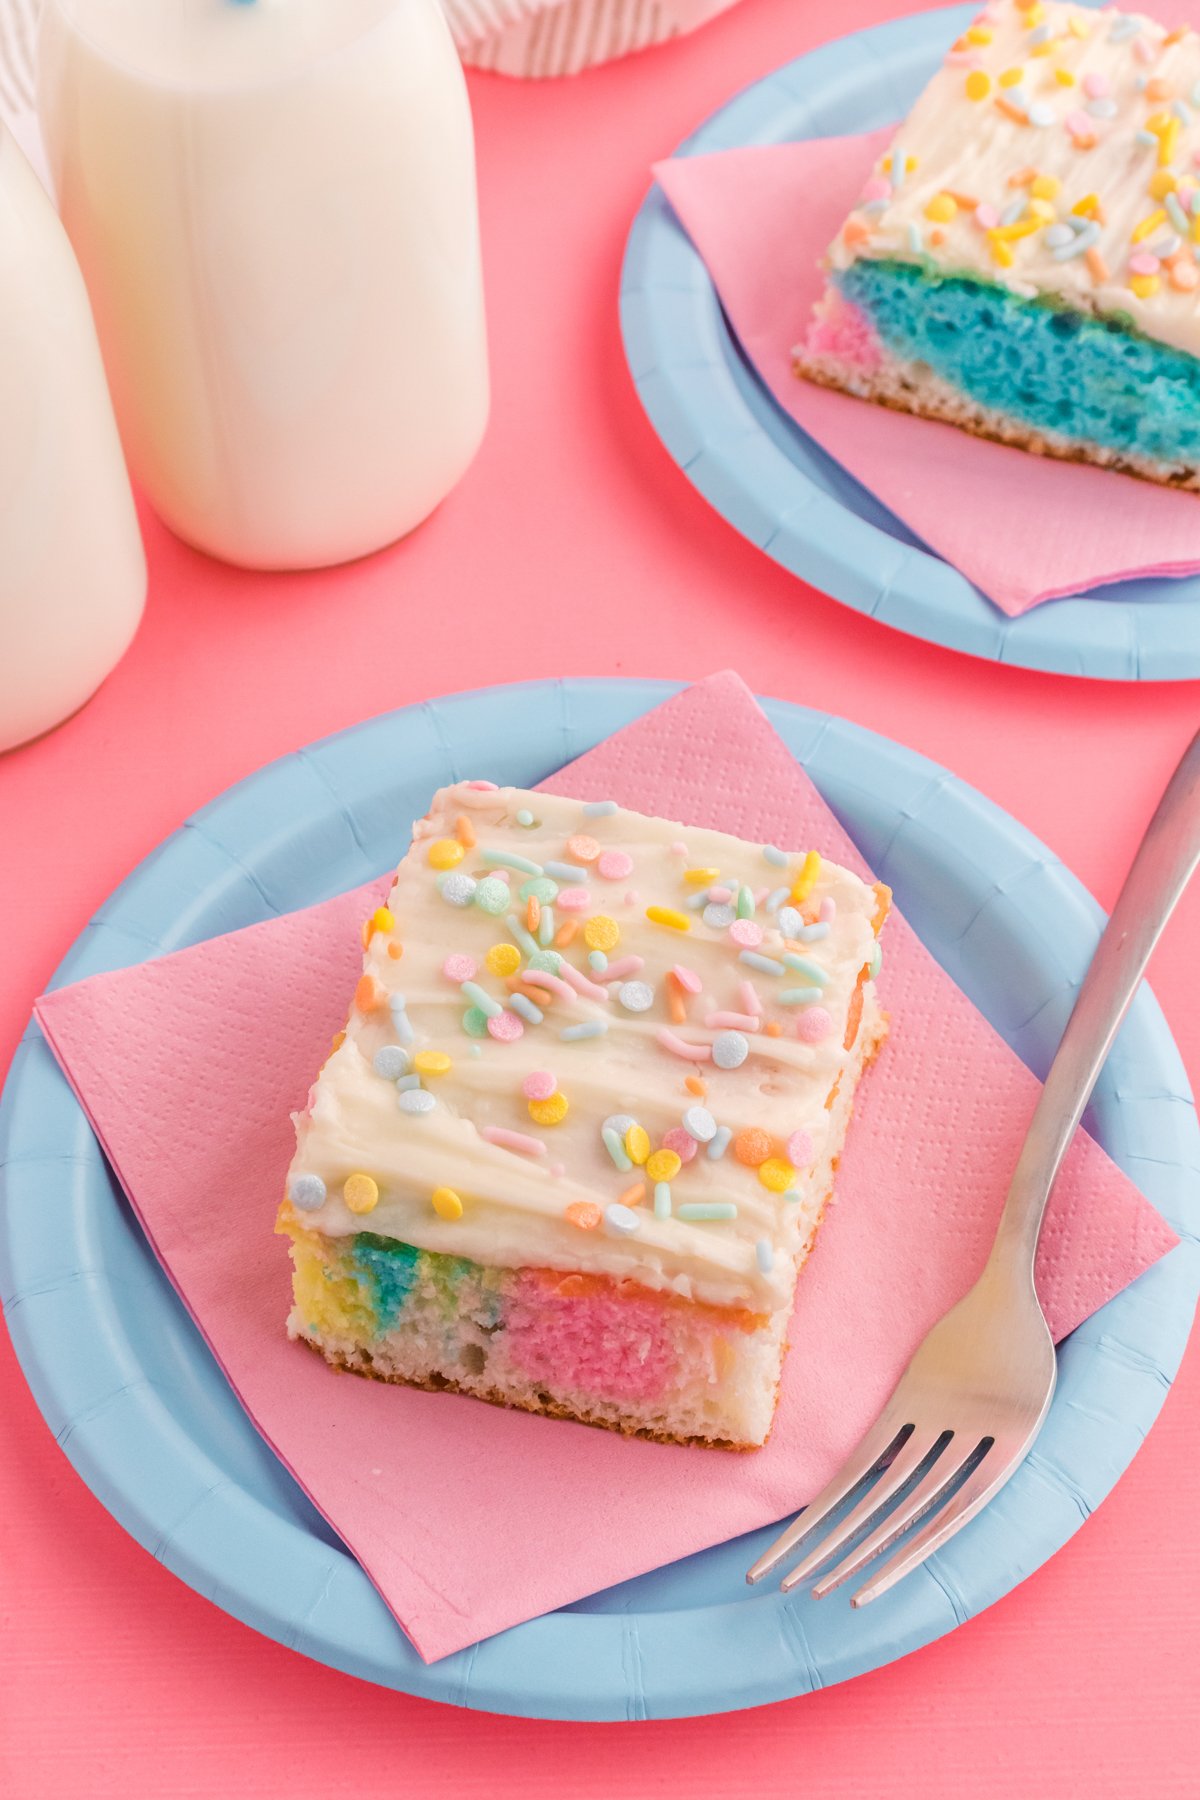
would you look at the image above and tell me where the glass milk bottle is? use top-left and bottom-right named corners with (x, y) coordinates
top-left (0, 122), bottom-right (145, 754)
top-left (37, 0), bottom-right (489, 571)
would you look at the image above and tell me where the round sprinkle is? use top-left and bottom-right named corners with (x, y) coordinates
top-left (734, 1127), bottom-right (773, 1167)
top-left (439, 872), bottom-right (477, 907)
top-left (645, 1148), bottom-right (682, 1182)
top-left (431, 1186), bottom-right (464, 1221)
top-left (461, 1007), bottom-right (489, 1038)
top-left (556, 885), bottom-right (592, 912)
top-left (472, 877), bottom-right (511, 916)
top-left (515, 808), bottom-right (535, 828)
top-left (486, 942), bottom-right (521, 977)
top-left (372, 907), bottom-right (395, 934)
top-left (529, 1092), bottom-right (569, 1125)
top-left (288, 1173), bottom-right (326, 1211)
top-left (618, 980), bottom-right (655, 1013)
top-left (566, 835), bottom-right (601, 863)
top-left (442, 953), bottom-right (477, 984)
top-left (759, 1158), bottom-right (797, 1193)
top-left (603, 1113), bottom-right (637, 1138)
top-left (625, 1125), bottom-right (651, 1165)
top-left (343, 1172), bottom-right (380, 1214)
top-left (604, 1202), bottom-right (640, 1237)
top-left (787, 1130), bottom-right (814, 1166)
top-left (712, 1031), bottom-right (749, 1070)
top-left (672, 964), bottom-right (703, 995)
top-left (427, 838), bottom-right (464, 870)
top-left (703, 903), bottom-right (736, 929)
top-left (372, 1046), bottom-right (411, 1081)
top-left (413, 1051), bottom-right (452, 1076)
top-left (597, 850), bottom-right (633, 880)
top-left (565, 1201), bottom-right (602, 1231)
top-left (965, 70), bottom-right (991, 100)
top-left (682, 1105), bottom-right (717, 1143)
top-left (729, 920), bottom-right (763, 948)
top-left (584, 915), bottom-right (620, 951)
top-left (646, 906), bottom-right (690, 932)
top-left (487, 1009), bottom-right (524, 1043)
top-left (660, 1128), bottom-right (698, 1165)
top-left (520, 875), bottom-right (559, 904)
top-left (522, 1070), bottom-right (557, 1101)
top-left (588, 950), bottom-right (609, 973)
top-left (526, 949), bottom-right (562, 974)
top-left (795, 1007), bottom-right (833, 1044)
top-left (777, 906), bottom-right (803, 938)
top-left (399, 1088), bottom-right (437, 1115)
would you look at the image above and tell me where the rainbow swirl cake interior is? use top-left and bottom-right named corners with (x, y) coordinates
top-left (278, 784), bottom-right (889, 1449)
top-left (797, 2), bottom-right (1200, 490)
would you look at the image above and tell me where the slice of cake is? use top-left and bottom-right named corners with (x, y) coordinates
top-left (277, 783), bottom-right (889, 1449)
top-left (797, 1), bottom-right (1200, 490)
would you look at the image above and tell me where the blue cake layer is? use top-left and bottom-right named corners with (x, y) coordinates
top-left (837, 258), bottom-right (1200, 470)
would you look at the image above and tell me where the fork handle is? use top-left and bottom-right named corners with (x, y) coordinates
top-left (994, 726), bottom-right (1200, 1273)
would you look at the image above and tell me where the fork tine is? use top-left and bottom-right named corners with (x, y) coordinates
top-left (849, 1441), bottom-right (1020, 1608)
top-left (809, 1436), bottom-right (991, 1598)
top-left (745, 1416), bottom-right (911, 1587)
top-left (778, 1429), bottom-right (953, 1594)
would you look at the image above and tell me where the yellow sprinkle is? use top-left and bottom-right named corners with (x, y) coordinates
top-left (883, 152), bottom-right (919, 174)
top-left (646, 906), bottom-right (691, 932)
top-left (486, 942), bottom-right (521, 977)
top-left (431, 1186), bottom-right (463, 1222)
top-left (646, 1149), bottom-right (682, 1183)
top-left (371, 906), bottom-right (395, 934)
top-left (965, 24), bottom-right (992, 44)
top-left (1150, 170), bottom-right (1178, 201)
top-left (924, 193), bottom-right (957, 223)
top-left (1072, 193), bottom-right (1100, 218)
top-left (999, 66), bottom-right (1024, 88)
top-left (758, 1158), bottom-right (798, 1194)
top-left (414, 1051), bottom-right (452, 1076)
top-left (1068, 14), bottom-right (1090, 36)
top-left (1130, 274), bottom-right (1161, 299)
top-left (584, 914), bottom-right (620, 951)
top-left (990, 236), bottom-right (1014, 268)
top-left (965, 70), bottom-right (992, 102)
top-left (1160, 118), bottom-right (1181, 169)
top-left (791, 851), bottom-right (822, 905)
top-left (427, 838), bottom-right (465, 871)
top-left (991, 217), bottom-right (1042, 242)
top-left (1029, 40), bottom-right (1052, 57)
top-left (1030, 174), bottom-right (1060, 201)
top-left (625, 1125), bottom-right (651, 1165)
top-left (1194, 212), bottom-right (1200, 245)
top-left (1020, 0), bottom-right (1044, 21)
top-left (529, 1092), bottom-right (569, 1126)
top-left (1146, 112), bottom-right (1171, 134)
top-left (1028, 199), bottom-right (1056, 224)
top-left (683, 868), bottom-right (720, 885)
top-left (1133, 209), bottom-right (1168, 243)
top-left (343, 1173), bottom-right (380, 1216)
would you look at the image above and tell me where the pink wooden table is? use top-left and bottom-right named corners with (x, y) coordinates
top-left (1, 0), bottom-right (1197, 1791)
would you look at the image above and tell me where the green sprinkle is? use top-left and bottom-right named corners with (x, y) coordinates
top-left (654, 1182), bottom-right (672, 1219)
top-left (506, 913), bottom-right (540, 956)
top-left (526, 948), bottom-right (563, 974)
top-left (676, 1202), bottom-right (738, 1222)
top-left (538, 905), bottom-right (555, 947)
top-left (780, 987), bottom-right (824, 1005)
top-left (869, 942), bottom-right (882, 979)
top-left (588, 950), bottom-right (608, 973)
top-left (462, 1007), bottom-right (489, 1037)
top-left (481, 848), bottom-right (543, 876)
top-left (736, 884), bottom-right (755, 920)
top-left (740, 951), bottom-right (785, 975)
top-left (781, 954), bottom-right (827, 985)
top-left (515, 808), bottom-right (536, 827)
top-left (562, 1021), bottom-right (608, 1041)
top-left (519, 876), bottom-right (559, 904)
top-left (461, 980), bottom-right (501, 1019)
top-left (602, 1126), bottom-right (632, 1171)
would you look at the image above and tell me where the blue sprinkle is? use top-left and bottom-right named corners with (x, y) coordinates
top-left (708, 1126), bottom-right (732, 1161)
top-left (765, 886), bottom-right (790, 913)
top-left (538, 906), bottom-right (555, 947)
top-left (712, 1031), bottom-right (749, 1070)
top-left (561, 1020), bottom-right (608, 1041)
top-left (1173, 99), bottom-right (1191, 125)
top-left (509, 993), bottom-right (544, 1025)
top-left (1051, 221), bottom-right (1099, 262)
top-left (506, 913), bottom-right (540, 956)
top-left (685, 889), bottom-right (711, 910)
top-left (1109, 15), bottom-right (1141, 42)
top-left (1028, 103), bottom-right (1056, 128)
top-left (1192, 81), bottom-right (1200, 110)
top-left (515, 808), bottom-right (535, 827)
top-left (583, 800), bottom-right (618, 817)
top-left (389, 995), bottom-right (414, 1044)
top-left (755, 1239), bottom-right (775, 1275)
top-left (782, 1190), bottom-right (802, 1204)
top-left (677, 1202), bottom-right (738, 1223)
top-left (703, 902), bottom-right (736, 929)
top-left (906, 221), bottom-right (923, 256)
top-left (372, 1045), bottom-right (411, 1080)
top-left (604, 1202), bottom-right (640, 1236)
top-left (395, 1073), bottom-right (422, 1092)
top-left (654, 1182), bottom-right (672, 1219)
top-left (1135, 129), bottom-right (1159, 148)
top-left (602, 1126), bottom-right (632, 1171)
top-left (739, 950), bottom-right (785, 975)
top-left (461, 980), bottom-right (502, 1019)
top-left (438, 871), bottom-right (477, 907)
top-left (588, 950), bottom-right (609, 973)
top-left (891, 147), bottom-right (908, 190)
top-left (860, 199), bottom-right (889, 217)
top-left (544, 860), bottom-right (587, 882)
top-left (762, 845), bottom-right (788, 867)
top-left (797, 921), bottom-right (831, 943)
top-left (1150, 231), bottom-right (1183, 260)
top-left (781, 987), bottom-right (824, 1005)
top-left (603, 1113), bottom-right (636, 1138)
top-left (399, 1088), bottom-right (436, 1115)
top-left (469, 1044), bottom-right (483, 1058)
top-left (288, 1173), bottom-right (326, 1211)
top-left (1028, 23), bottom-right (1049, 45)
top-left (1087, 98), bottom-right (1118, 120)
top-left (1044, 222), bottom-right (1075, 250)
top-left (480, 848), bottom-right (543, 876)
top-left (781, 954), bottom-right (827, 985)
top-left (1000, 197), bottom-right (1026, 228)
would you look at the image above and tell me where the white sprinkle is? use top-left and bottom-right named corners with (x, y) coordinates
top-left (756, 1239), bottom-right (775, 1275)
top-left (604, 1202), bottom-right (640, 1237)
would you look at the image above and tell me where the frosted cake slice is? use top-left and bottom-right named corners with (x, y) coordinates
top-left (797, 1), bottom-right (1200, 489)
top-left (277, 784), bottom-right (889, 1449)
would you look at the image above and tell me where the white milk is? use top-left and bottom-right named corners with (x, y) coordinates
top-left (37, 0), bottom-right (489, 570)
top-left (0, 122), bottom-right (145, 754)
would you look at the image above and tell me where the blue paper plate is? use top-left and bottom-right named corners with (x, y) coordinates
top-left (1, 678), bottom-right (1197, 1720)
top-left (620, 1), bottom-right (1200, 681)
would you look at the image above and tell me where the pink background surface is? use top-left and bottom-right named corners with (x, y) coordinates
top-left (0, 0), bottom-right (1197, 1792)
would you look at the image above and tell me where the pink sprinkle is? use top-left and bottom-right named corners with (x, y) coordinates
top-left (603, 955), bottom-right (645, 982)
top-left (624, 891), bottom-right (640, 907)
top-left (556, 961), bottom-right (611, 1003)
top-left (738, 979), bottom-right (762, 1016)
top-left (490, 867), bottom-right (512, 884)
top-left (672, 964), bottom-right (703, 995)
top-left (442, 954), bottom-right (477, 983)
top-left (549, 1162), bottom-right (566, 1178)
top-left (707, 885), bottom-right (733, 904)
top-left (944, 50), bottom-right (978, 68)
top-left (861, 175), bottom-right (892, 203)
top-left (661, 1126), bottom-right (699, 1163)
top-left (670, 841), bottom-right (689, 858)
top-left (487, 1009), bottom-right (524, 1042)
top-left (1133, 34), bottom-right (1154, 64)
top-left (556, 886), bottom-right (592, 912)
top-left (482, 1125), bottom-right (547, 1156)
top-left (1065, 110), bottom-right (1096, 142)
top-left (465, 781), bottom-right (498, 790)
top-left (787, 1130), bottom-right (814, 1166)
top-left (522, 1070), bottom-right (557, 1101)
top-left (1082, 72), bottom-right (1109, 99)
top-left (657, 1028), bottom-right (713, 1062)
top-left (522, 969), bottom-right (576, 1002)
top-left (975, 203), bottom-right (1000, 230)
top-left (729, 920), bottom-right (763, 948)
top-left (597, 850), bottom-right (633, 880)
top-left (704, 1010), bottom-right (760, 1031)
top-left (819, 898), bottom-right (837, 923)
top-left (795, 1007), bottom-right (833, 1044)
top-left (1130, 252), bottom-right (1161, 276)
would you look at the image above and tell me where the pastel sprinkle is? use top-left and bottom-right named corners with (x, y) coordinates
top-left (657, 1029), bottom-right (713, 1062)
top-left (560, 1020), bottom-right (608, 1041)
top-left (509, 993), bottom-right (544, 1025)
top-left (431, 1186), bottom-right (464, 1221)
top-left (529, 1092), bottom-right (569, 1126)
top-left (413, 1051), bottom-right (452, 1076)
top-left (707, 1126), bottom-right (732, 1160)
top-left (602, 1126), bottom-right (633, 1171)
top-left (618, 980), bottom-right (655, 1012)
top-left (427, 838), bottom-right (465, 870)
top-left (288, 1174), bottom-right (326, 1211)
top-left (765, 886), bottom-right (790, 913)
top-left (472, 877), bottom-right (511, 916)
top-left (544, 860), bottom-right (587, 882)
top-left (439, 872), bottom-right (477, 907)
top-left (654, 1182), bottom-right (672, 1219)
top-left (461, 1007), bottom-right (489, 1038)
top-left (759, 1158), bottom-right (797, 1193)
top-left (682, 1105), bottom-right (717, 1142)
top-left (787, 1129), bottom-right (814, 1165)
top-left (646, 1148), bottom-right (683, 1183)
top-left (677, 1202), bottom-right (738, 1223)
top-left (646, 905), bottom-right (690, 932)
top-left (597, 850), bottom-right (633, 881)
top-left (762, 845), bottom-right (788, 866)
top-left (399, 1088), bottom-right (436, 1115)
top-left (755, 1240), bottom-right (774, 1274)
top-left (672, 964), bottom-right (703, 995)
top-left (740, 951), bottom-right (785, 976)
top-left (515, 808), bottom-right (535, 827)
top-left (661, 1126), bottom-right (699, 1163)
top-left (389, 995), bottom-right (414, 1043)
top-left (395, 1074), bottom-right (422, 1091)
top-left (796, 1007), bottom-right (833, 1043)
top-left (781, 987), bottom-right (824, 1006)
top-left (565, 1202), bottom-right (601, 1231)
top-left (583, 800), bottom-right (618, 816)
top-left (480, 848), bottom-right (542, 876)
top-left (705, 1010), bottom-right (760, 1031)
top-left (782, 954), bottom-right (828, 985)
top-left (588, 950), bottom-right (609, 973)
top-left (703, 902), bottom-right (736, 929)
top-left (603, 956), bottom-right (645, 981)
top-left (584, 915), bottom-right (620, 951)
top-left (487, 1010), bottom-right (525, 1043)
top-left (604, 1202), bottom-right (640, 1237)
top-left (343, 1172), bottom-right (380, 1215)
top-left (556, 886), bottom-right (592, 912)
top-left (712, 1031), bottom-right (749, 1070)
top-left (486, 942), bottom-right (521, 978)
top-left (729, 919), bottom-right (764, 949)
top-left (523, 1070), bottom-right (557, 1100)
top-left (372, 1046), bottom-right (411, 1080)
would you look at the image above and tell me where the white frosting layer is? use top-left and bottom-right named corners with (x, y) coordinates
top-left (284, 784), bottom-right (883, 1313)
top-left (826, 2), bottom-right (1200, 355)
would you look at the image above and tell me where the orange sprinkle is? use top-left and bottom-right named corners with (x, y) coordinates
top-left (843, 213), bottom-right (873, 247)
top-left (930, 228), bottom-right (946, 246)
top-left (684, 1076), bottom-right (708, 1098)
top-left (1164, 27), bottom-right (1188, 45)
top-left (946, 190), bottom-right (979, 209)
top-left (330, 1030), bottom-right (346, 1055)
top-left (565, 1202), bottom-right (602, 1231)
top-left (387, 941), bottom-right (404, 960)
top-left (764, 1021), bottom-right (783, 1038)
top-left (1145, 78), bottom-right (1172, 103)
top-left (734, 1128), bottom-right (773, 1168)
top-left (995, 96), bottom-right (1030, 125)
top-left (354, 974), bottom-right (386, 1013)
top-left (554, 918), bottom-right (580, 948)
top-left (454, 813), bottom-right (476, 849)
top-left (1085, 246), bottom-right (1110, 284)
top-left (361, 919), bottom-right (373, 950)
top-left (526, 895), bottom-right (541, 933)
top-left (1007, 165), bottom-right (1037, 188)
top-left (566, 834), bottom-right (601, 863)
top-left (618, 1180), bottom-right (647, 1208)
top-left (666, 973), bottom-right (688, 1024)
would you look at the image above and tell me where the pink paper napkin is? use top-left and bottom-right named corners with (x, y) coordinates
top-left (34, 675), bottom-right (1176, 1662)
top-left (654, 136), bottom-right (1200, 615)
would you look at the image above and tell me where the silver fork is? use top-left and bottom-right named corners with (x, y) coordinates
top-left (747, 725), bottom-right (1200, 1608)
